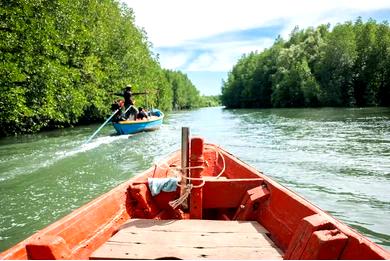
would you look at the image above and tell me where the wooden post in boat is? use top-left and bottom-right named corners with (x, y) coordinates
top-left (180, 127), bottom-right (190, 209)
top-left (190, 137), bottom-right (204, 219)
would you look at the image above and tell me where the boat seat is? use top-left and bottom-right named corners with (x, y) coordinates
top-left (90, 219), bottom-right (283, 260)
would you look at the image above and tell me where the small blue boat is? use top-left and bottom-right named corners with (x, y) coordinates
top-left (112, 109), bottom-right (164, 135)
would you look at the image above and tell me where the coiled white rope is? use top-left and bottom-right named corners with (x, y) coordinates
top-left (169, 184), bottom-right (193, 209)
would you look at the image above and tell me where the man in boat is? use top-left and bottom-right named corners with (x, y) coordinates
top-left (136, 107), bottom-right (149, 120)
top-left (111, 100), bottom-right (126, 122)
top-left (114, 85), bottom-right (147, 120)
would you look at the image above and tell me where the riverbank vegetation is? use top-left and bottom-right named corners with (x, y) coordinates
top-left (221, 18), bottom-right (390, 109)
top-left (164, 69), bottom-right (221, 109)
top-left (199, 95), bottom-right (221, 107)
top-left (1, 1), bottom-right (208, 136)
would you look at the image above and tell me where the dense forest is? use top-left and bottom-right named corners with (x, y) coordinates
top-left (221, 18), bottom-right (390, 108)
top-left (0, 0), bottom-right (208, 136)
top-left (164, 69), bottom-right (201, 110)
top-left (199, 95), bottom-right (221, 107)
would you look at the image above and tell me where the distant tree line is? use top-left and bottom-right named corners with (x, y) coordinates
top-left (0, 0), bottom-right (208, 136)
top-left (164, 69), bottom-right (201, 110)
top-left (163, 69), bottom-right (221, 109)
top-left (221, 18), bottom-right (390, 108)
top-left (199, 95), bottom-right (221, 107)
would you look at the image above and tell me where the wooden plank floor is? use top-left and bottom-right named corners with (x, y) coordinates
top-left (90, 219), bottom-right (283, 260)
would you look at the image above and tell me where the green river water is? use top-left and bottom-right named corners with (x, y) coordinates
top-left (0, 107), bottom-right (389, 251)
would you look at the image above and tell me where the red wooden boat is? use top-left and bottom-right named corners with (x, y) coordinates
top-left (1, 129), bottom-right (389, 260)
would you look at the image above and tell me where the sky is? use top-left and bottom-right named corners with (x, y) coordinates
top-left (123, 0), bottom-right (390, 96)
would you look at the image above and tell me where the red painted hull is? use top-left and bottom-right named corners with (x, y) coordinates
top-left (1, 140), bottom-right (389, 260)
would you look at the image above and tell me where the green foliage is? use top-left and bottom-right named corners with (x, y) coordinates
top-left (222, 18), bottom-right (390, 109)
top-left (375, 22), bottom-right (390, 106)
top-left (222, 39), bottom-right (283, 108)
top-left (199, 95), bottom-right (221, 107)
top-left (164, 69), bottom-right (203, 110)
top-left (0, 0), bottom-right (204, 136)
top-left (316, 22), bottom-right (357, 106)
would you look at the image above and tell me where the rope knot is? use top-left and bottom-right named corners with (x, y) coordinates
top-left (169, 184), bottom-right (193, 209)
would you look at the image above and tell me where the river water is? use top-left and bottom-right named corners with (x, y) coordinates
top-left (0, 107), bottom-right (389, 251)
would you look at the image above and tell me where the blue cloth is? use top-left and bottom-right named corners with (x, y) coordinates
top-left (148, 177), bottom-right (178, 196)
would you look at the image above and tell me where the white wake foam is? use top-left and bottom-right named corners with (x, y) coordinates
top-left (0, 135), bottom-right (131, 182)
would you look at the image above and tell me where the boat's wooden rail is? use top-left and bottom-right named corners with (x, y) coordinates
top-left (117, 114), bottom-right (161, 124)
top-left (0, 180), bottom-right (134, 260)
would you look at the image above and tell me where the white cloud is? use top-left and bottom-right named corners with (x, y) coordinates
top-left (183, 38), bottom-right (275, 71)
top-left (122, 0), bottom-right (390, 93)
top-left (158, 52), bottom-right (188, 70)
top-left (126, 0), bottom-right (390, 47)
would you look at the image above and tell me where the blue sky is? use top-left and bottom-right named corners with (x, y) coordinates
top-left (124, 0), bottom-right (390, 96)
